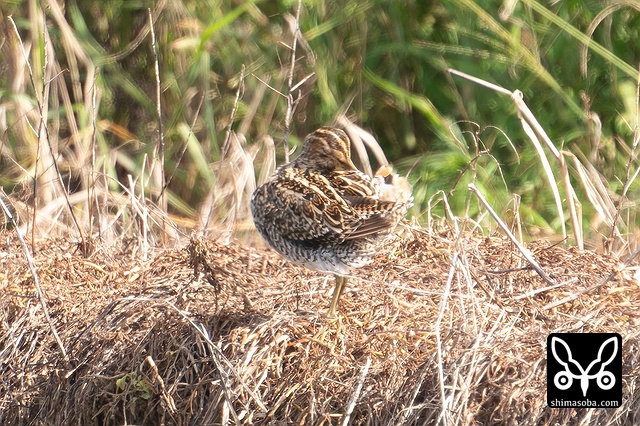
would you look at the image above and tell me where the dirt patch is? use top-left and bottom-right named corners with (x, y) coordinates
top-left (1, 225), bottom-right (638, 425)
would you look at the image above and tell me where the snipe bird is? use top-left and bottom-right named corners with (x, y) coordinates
top-left (251, 127), bottom-right (412, 317)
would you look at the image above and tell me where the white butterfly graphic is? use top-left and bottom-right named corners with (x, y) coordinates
top-left (551, 336), bottom-right (617, 397)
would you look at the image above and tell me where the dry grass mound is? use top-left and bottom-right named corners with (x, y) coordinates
top-left (1, 225), bottom-right (639, 425)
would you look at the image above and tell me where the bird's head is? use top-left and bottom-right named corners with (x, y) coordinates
top-left (294, 127), bottom-right (357, 172)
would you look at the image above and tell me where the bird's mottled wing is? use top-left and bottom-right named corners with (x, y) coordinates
top-left (253, 167), bottom-right (361, 244)
top-left (328, 170), bottom-right (403, 240)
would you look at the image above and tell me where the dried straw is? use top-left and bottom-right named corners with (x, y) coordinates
top-left (1, 225), bottom-right (638, 425)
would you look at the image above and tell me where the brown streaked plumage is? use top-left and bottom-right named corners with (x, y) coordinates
top-left (251, 127), bottom-right (412, 317)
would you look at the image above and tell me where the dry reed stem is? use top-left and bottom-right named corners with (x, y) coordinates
top-left (519, 116), bottom-right (567, 240)
top-left (448, 68), bottom-right (585, 249)
top-left (88, 66), bottom-right (101, 243)
top-left (148, 8), bottom-right (168, 245)
top-left (511, 91), bottom-right (583, 249)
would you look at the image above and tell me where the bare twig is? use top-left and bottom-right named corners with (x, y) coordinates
top-left (543, 270), bottom-right (617, 311)
top-left (519, 116), bottom-right (567, 240)
top-left (447, 69), bottom-right (511, 95)
top-left (513, 279), bottom-right (575, 300)
top-left (199, 64), bottom-right (245, 236)
top-left (286, 1), bottom-right (302, 91)
top-left (512, 193), bottom-right (523, 244)
top-left (128, 173), bottom-right (150, 259)
top-left (469, 183), bottom-right (555, 285)
top-left (146, 356), bottom-right (177, 414)
top-left (252, 74), bottom-right (287, 97)
top-left (291, 72), bottom-right (315, 92)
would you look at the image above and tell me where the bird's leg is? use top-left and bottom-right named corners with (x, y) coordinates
top-left (328, 274), bottom-right (347, 318)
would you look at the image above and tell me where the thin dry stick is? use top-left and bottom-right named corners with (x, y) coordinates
top-left (252, 74), bottom-right (286, 97)
top-left (544, 270), bottom-right (616, 311)
top-left (283, 0), bottom-right (303, 163)
top-left (461, 130), bottom-right (482, 223)
top-left (148, 9), bottom-right (167, 241)
top-left (447, 69), bottom-right (511, 95)
top-left (435, 251), bottom-right (458, 426)
top-left (512, 194), bottom-right (523, 244)
top-left (128, 173), bottom-right (149, 259)
top-left (10, 16), bottom-right (88, 255)
top-left (513, 279), bottom-right (575, 300)
top-left (342, 357), bottom-right (371, 426)
top-left (469, 183), bottom-right (555, 285)
top-left (24, 12), bottom-right (46, 254)
top-left (89, 67), bottom-right (100, 240)
top-left (198, 65), bottom-right (245, 236)
top-left (31, 102), bottom-right (41, 252)
top-left (397, 362), bottom-right (430, 424)
top-left (200, 67), bottom-right (245, 235)
top-left (146, 356), bottom-right (177, 414)
top-left (0, 194), bottom-right (69, 365)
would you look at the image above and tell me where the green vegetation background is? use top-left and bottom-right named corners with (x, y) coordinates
top-left (2, 0), bottom-right (640, 251)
